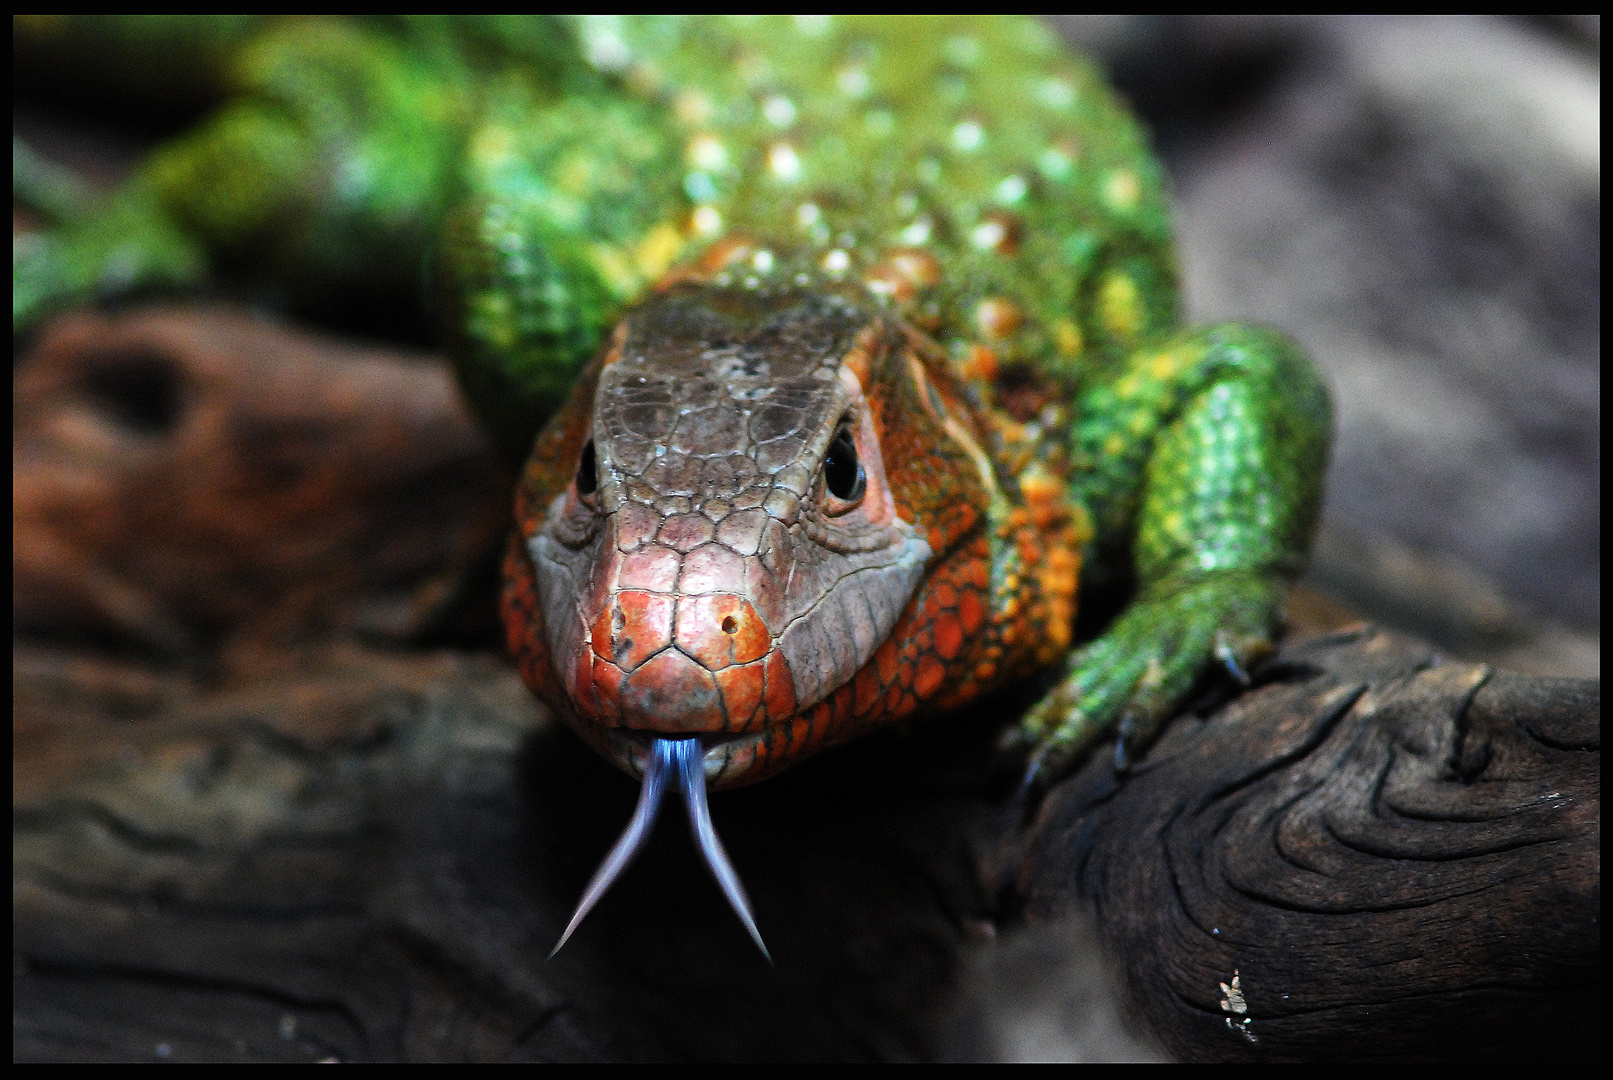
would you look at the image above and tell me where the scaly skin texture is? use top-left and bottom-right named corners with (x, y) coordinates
top-left (14, 16), bottom-right (1331, 790)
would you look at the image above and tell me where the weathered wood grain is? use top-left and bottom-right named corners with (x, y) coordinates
top-left (14, 628), bottom-right (1597, 1061)
top-left (1016, 628), bottom-right (1600, 1061)
top-left (12, 643), bottom-right (1012, 1061)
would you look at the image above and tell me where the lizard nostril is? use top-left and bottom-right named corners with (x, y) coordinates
top-left (721, 616), bottom-right (738, 635)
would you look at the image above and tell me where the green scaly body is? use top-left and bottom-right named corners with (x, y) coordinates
top-left (14, 15), bottom-right (1330, 782)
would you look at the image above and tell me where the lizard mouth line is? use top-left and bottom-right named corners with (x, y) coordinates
top-left (597, 718), bottom-right (788, 785)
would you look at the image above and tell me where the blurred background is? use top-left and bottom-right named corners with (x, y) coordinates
top-left (11, 16), bottom-right (1600, 1063)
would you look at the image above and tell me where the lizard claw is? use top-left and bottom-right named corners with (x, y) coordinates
top-left (1113, 697), bottom-right (1175, 774)
top-left (1215, 629), bottom-right (1274, 687)
top-left (1015, 743), bottom-right (1054, 801)
top-left (1215, 637), bottom-right (1250, 685)
top-left (1000, 570), bottom-right (1284, 787)
top-left (1112, 734), bottom-right (1133, 774)
top-left (995, 718), bottom-right (1039, 756)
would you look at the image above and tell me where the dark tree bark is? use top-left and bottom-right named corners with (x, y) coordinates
top-left (14, 629), bottom-right (1598, 1061)
top-left (1015, 629), bottom-right (1600, 1062)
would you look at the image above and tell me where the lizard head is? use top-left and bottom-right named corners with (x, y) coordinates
top-left (505, 280), bottom-right (997, 788)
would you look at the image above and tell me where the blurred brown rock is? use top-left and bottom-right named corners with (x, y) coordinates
top-left (13, 306), bottom-right (510, 662)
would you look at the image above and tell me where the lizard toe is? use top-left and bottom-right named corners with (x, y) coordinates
top-left (1012, 571), bottom-right (1285, 785)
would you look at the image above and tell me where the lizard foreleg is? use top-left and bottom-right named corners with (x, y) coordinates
top-left (1009, 324), bottom-right (1331, 787)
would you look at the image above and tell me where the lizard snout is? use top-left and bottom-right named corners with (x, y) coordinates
top-left (574, 585), bottom-right (797, 734)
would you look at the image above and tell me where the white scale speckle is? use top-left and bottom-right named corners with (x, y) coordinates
top-left (1038, 77), bottom-right (1076, 109)
top-left (769, 143), bottom-right (802, 182)
top-left (944, 35), bottom-right (981, 66)
top-left (1039, 147), bottom-right (1073, 180)
top-left (971, 219), bottom-right (1007, 250)
top-left (693, 206), bottom-right (722, 236)
top-left (688, 135), bottom-right (726, 171)
top-left (952, 120), bottom-right (985, 152)
top-left (763, 95), bottom-right (797, 128)
top-left (585, 32), bottom-right (631, 73)
top-left (837, 66), bottom-right (871, 99)
top-left (684, 172), bottom-right (716, 201)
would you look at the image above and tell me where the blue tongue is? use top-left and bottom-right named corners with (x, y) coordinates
top-left (550, 738), bottom-right (770, 962)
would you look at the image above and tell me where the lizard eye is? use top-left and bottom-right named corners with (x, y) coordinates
top-left (822, 426), bottom-right (866, 507)
top-left (576, 438), bottom-right (599, 497)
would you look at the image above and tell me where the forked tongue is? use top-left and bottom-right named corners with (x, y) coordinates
top-left (549, 737), bottom-right (770, 962)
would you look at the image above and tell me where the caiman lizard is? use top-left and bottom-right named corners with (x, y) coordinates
top-left (14, 16), bottom-right (1332, 957)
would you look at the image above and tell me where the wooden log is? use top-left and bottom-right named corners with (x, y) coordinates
top-left (1015, 628), bottom-right (1600, 1062)
top-left (13, 306), bottom-right (509, 661)
top-left (12, 642), bottom-right (1003, 1061)
top-left (14, 627), bottom-right (1597, 1061)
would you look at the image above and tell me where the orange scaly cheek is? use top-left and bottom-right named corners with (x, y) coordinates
top-left (703, 532), bottom-right (998, 788)
top-left (755, 532), bottom-right (997, 762)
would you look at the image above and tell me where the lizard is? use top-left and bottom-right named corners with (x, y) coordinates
top-left (13, 15), bottom-right (1332, 959)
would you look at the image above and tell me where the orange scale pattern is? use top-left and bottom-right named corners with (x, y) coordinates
top-left (730, 521), bottom-right (1070, 784)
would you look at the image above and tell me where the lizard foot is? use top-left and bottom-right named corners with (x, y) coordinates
top-left (1000, 570), bottom-right (1281, 792)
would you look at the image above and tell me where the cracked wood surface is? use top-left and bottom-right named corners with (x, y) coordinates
top-left (1016, 629), bottom-right (1599, 1061)
top-left (13, 629), bottom-right (1598, 1061)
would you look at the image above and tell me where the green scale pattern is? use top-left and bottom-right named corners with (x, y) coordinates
top-left (13, 15), bottom-right (1332, 782)
top-left (443, 15), bottom-right (1181, 460)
